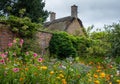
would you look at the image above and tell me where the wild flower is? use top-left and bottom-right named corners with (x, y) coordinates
top-left (19, 77), bottom-right (24, 82)
top-left (38, 57), bottom-right (43, 62)
top-left (100, 72), bottom-right (106, 78)
top-left (8, 43), bottom-right (13, 47)
top-left (0, 53), bottom-right (6, 58)
top-left (26, 52), bottom-right (29, 55)
top-left (62, 79), bottom-right (67, 84)
top-left (25, 68), bottom-right (29, 71)
top-left (94, 80), bottom-right (100, 84)
top-left (50, 71), bottom-right (54, 75)
top-left (93, 74), bottom-right (98, 78)
top-left (13, 68), bottom-right (19, 73)
top-left (41, 66), bottom-right (47, 70)
top-left (96, 69), bottom-right (101, 72)
top-left (20, 39), bottom-right (24, 47)
top-left (33, 53), bottom-right (38, 58)
top-left (13, 39), bottom-right (17, 43)
top-left (0, 59), bottom-right (5, 64)
top-left (59, 74), bottom-right (64, 78)
top-left (106, 74), bottom-right (110, 81)
top-left (116, 79), bottom-right (120, 84)
top-left (56, 76), bottom-right (61, 79)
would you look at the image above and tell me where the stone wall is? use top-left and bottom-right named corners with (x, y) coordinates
top-left (0, 23), bottom-right (15, 51)
top-left (36, 32), bottom-right (52, 55)
top-left (0, 23), bottom-right (53, 55)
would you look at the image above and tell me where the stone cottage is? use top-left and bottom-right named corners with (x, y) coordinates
top-left (44, 5), bottom-right (84, 35)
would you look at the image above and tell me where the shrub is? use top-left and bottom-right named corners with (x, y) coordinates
top-left (49, 32), bottom-right (77, 59)
top-left (49, 32), bottom-right (91, 59)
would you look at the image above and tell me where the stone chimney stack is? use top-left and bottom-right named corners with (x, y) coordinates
top-left (71, 5), bottom-right (78, 18)
top-left (50, 12), bottom-right (56, 21)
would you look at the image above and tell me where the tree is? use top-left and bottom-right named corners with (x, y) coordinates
top-left (0, 0), bottom-right (48, 23)
top-left (105, 22), bottom-right (120, 57)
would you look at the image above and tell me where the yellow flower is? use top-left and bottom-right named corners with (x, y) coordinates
top-left (59, 74), bottom-right (64, 78)
top-left (41, 66), bottom-right (47, 70)
top-left (50, 71), bottom-right (54, 75)
top-left (94, 80), bottom-right (100, 84)
top-left (25, 68), bottom-right (28, 71)
top-left (96, 69), bottom-right (101, 72)
top-left (19, 77), bottom-right (24, 82)
top-left (106, 74), bottom-right (110, 81)
top-left (116, 79), bottom-right (120, 83)
top-left (93, 74), bottom-right (98, 78)
top-left (34, 72), bottom-right (37, 76)
top-left (109, 82), bottom-right (112, 84)
top-left (59, 70), bottom-right (63, 73)
top-left (100, 72), bottom-right (106, 78)
top-left (97, 66), bottom-right (102, 69)
top-left (56, 76), bottom-right (61, 79)
top-left (62, 79), bottom-right (67, 84)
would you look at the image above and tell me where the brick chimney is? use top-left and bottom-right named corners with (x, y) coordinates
top-left (71, 5), bottom-right (78, 18)
top-left (50, 12), bottom-right (56, 21)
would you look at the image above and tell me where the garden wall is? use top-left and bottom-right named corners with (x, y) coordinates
top-left (36, 32), bottom-right (52, 56)
top-left (0, 23), bottom-right (16, 51)
top-left (0, 23), bottom-right (52, 54)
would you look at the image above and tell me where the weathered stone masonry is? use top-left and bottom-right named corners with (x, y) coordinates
top-left (0, 23), bottom-right (15, 51)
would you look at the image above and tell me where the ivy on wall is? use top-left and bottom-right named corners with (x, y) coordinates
top-left (0, 15), bottom-right (42, 38)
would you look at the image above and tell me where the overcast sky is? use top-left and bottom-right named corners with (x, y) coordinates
top-left (44, 0), bottom-right (120, 29)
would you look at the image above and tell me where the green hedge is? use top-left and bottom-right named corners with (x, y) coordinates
top-left (49, 32), bottom-right (91, 59)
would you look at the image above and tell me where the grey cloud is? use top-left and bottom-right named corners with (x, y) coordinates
top-left (45, 0), bottom-right (120, 28)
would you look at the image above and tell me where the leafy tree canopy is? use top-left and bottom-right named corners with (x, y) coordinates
top-left (0, 0), bottom-right (48, 23)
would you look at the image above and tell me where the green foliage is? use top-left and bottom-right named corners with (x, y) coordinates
top-left (22, 38), bottom-right (41, 54)
top-left (49, 32), bottom-right (77, 59)
top-left (0, 15), bottom-right (42, 38)
top-left (105, 22), bottom-right (120, 57)
top-left (0, 0), bottom-right (48, 23)
top-left (87, 31), bottom-right (111, 57)
top-left (49, 32), bottom-right (91, 59)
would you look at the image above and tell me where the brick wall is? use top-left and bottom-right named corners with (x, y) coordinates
top-left (0, 23), bottom-right (15, 51)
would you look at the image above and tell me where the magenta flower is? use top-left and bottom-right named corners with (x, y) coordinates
top-left (13, 68), bottom-right (19, 73)
top-left (0, 59), bottom-right (5, 64)
top-left (38, 57), bottom-right (43, 62)
top-left (8, 43), bottom-right (13, 47)
top-left (33, 53), bottom-right (38, 58)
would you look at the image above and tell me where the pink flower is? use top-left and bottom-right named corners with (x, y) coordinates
top-left (38, 57), bottom-right (43, 62)
top-left (0, 53), bottom-right (6, 58)
top-left (33, 53), bottom-right (38, 58)
top-left (13, 39), bottom-right (17, 43)
top-left (0, 59), bottom-right (5, 64)
top-left (13, 68), bottom-right (19, 73)
top-left (20, 39), bottom-right (24, 46)
top-left (8, 43), bottom-right (13, 47)
top-left (26, 52), bottom-right (29, 55)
